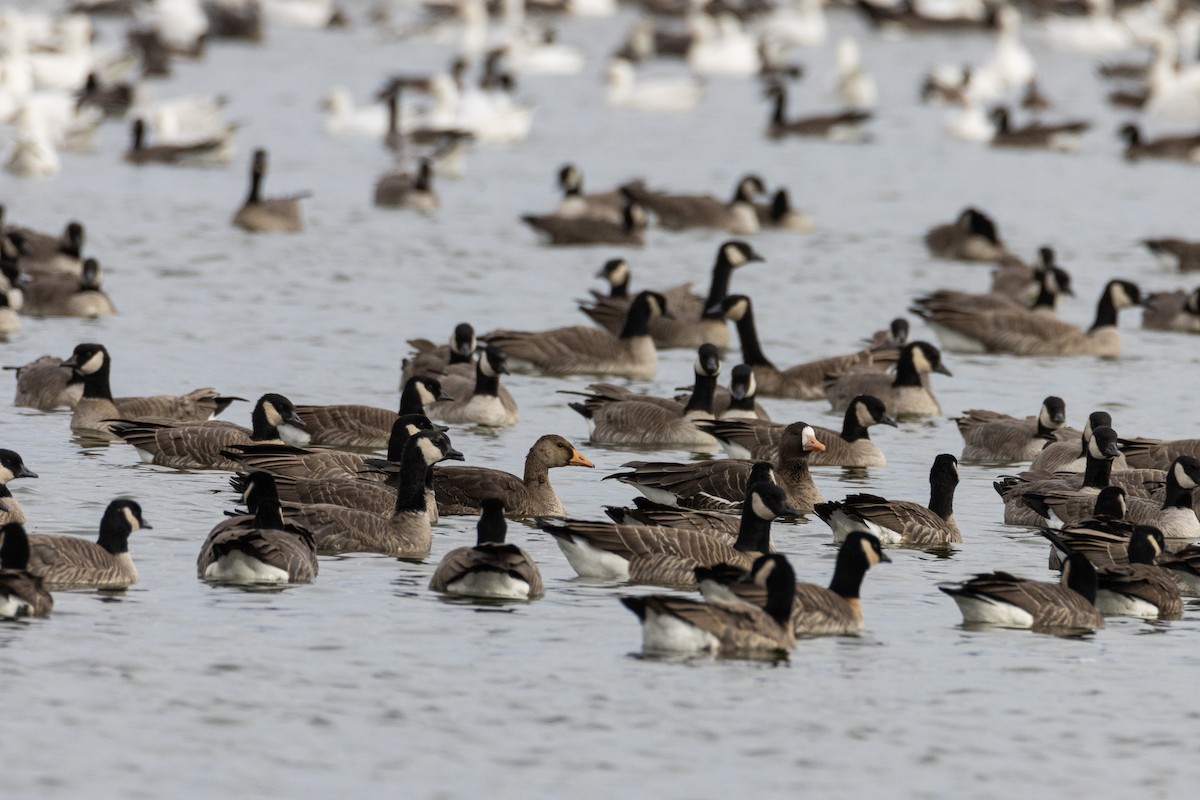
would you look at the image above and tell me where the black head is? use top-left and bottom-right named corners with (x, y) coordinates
top-left (1083, 411), bottom-right (1112, 440)
top-left (81, 258), bottom-right (102, 288)
top-left (1038, 246), bottom-right (1055, 267)
top-left (255, 393), bottom-right (306, 431)
top-left (557, 163), bottom-right (582, 192)
top-left (717, 240), bottom-right (764, 268)
top-left (1040, 396), bottom-right (1067, 429)
top-left (450, 323), bottom-right (476, 360)
top-left (238, 470), bottom-right (280, 510)
top-left (746, 552), bottom-right (797, 625)
top-left (597, 258), bottom-right (630, 287)
top-left (959, 207), bottom-right (999, 243)
top-left (479, 345), bottom-right (509, 377)
top-left (1170, 456), bottom-right (1200, 493)
top-left (630, 290), bottom-right (670, 320)
top-left (64, 221), bottom-right (85, 255)
top-left (1087, 426), bottom-right (1121, 460)
top-left (395, 413), bottom-right (445, 435)
top-left (1061, 552), bottom-right (1098, 605)
top-left (1093, 486), bottom-right (1126, 519)
top-left (931, 453), bottom-right (959, 488)
top-left (746, 481), bottom-right (801, 519)
top-left (62, 342), bottom-right (109, 375)
top-left (695, 344), bottom-right (721, 378)
top-left (729, 363), bottom-right (756, 400)
top-left (1186, 288), bottom-right (1200, 316)
top-left (707, 294), bottom-right (751, 322)
top-left (252, 148), bottom-right (268, 173)
top-left (904, 341), bottom-right (952, 376)
top-left (1105, 279), bottom-right (1142, 308)
top-left (406, 375), bottom-right (453, 405)
top-left (838, 531), bottom-right (892, 572)
top-left (477, 497), bottom-right (507, 545)
top-left (1127, 526), bottom-right (1166, 566)
top-left (408, 428), bottom-right (464, 466)
top-left (853, 395), bottom-right (897, 428)
top-left (888, 317), bottom-right (909, 345)
top-left (1117, 122), bottom-right (1139, 146)
top-left (746, 460), bottom-right (777, 491)
top-left (0, 450), bottom-right (36, 482)
top-left (0, 522), bottom-right (31, 570)
top-left (735, 174), bottom-right (767, 199)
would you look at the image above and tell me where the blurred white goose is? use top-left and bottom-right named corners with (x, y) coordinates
top-left (5, 113), bottom-right (60, 178)
top-left (492, 0), bottom-right (585, 76)
top-left (1042, 0), bottom-right (1134, 54)
top-left (605, 58), bottom-right (702, 112)
top-left (133, 92), bottom-right (230, 143)
top-left (761, 0), bottom-right (827, 49)
top-left (427, 71), bottom-right (534, 143)
top-left (27, 14), bottom-right (94, 92)
top-left (15, 93), bottom-right (103, 151)
top-left (944, 98), bottom-right (994, 143)
top-left (834, 37), bottom-right (878, 110)
top-left (143, 0), bottom-right (209, 53)
top-left (688, 14), bottom-right (760, 77)
top-left (969, 6), bottom-right (1036, 101)
top-left (264, 0), bottom-right (338, 28)
top-left (320, 86), bottom-right (388, 136)
top-left (1145, 34), bottom-right (1200, 121)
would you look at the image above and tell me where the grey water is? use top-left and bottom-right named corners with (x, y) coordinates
top-left (4, 3), bottom-right (1200, 798)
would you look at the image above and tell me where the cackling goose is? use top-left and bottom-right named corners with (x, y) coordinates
top-left (425, 345), bottom-right (518, 427)
top-left (374, 158), bottom-right (439, 211)
top-left (939, 552), bottom-right (1104, 632)
top-left (521, 200), bottom-right (648, 246)
top-left (1141, 287), bottom-right (1200, 333)
top-left (619, 175), bottom-right (765, 234)
top-left (1119, 123), bottom-right (1200, 163)
top-left (764, 83), bottom-right (871, 141)
top-left (22, 257), bottom-right (115, 318)
top-left (26, 500), bottom-right (149, 589)
top-left (955, 395), bottom-right (1068, 463)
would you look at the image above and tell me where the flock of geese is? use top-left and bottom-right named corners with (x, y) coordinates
top-left (2, 0), bottom-right (1200, 661)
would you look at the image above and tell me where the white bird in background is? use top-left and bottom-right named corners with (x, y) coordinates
top-left (263, 0), bottom-right (338, 28)
top-left (605, 58), bottom-right (702, 112)
top-left (944, 99), bottom-right (994, 143)
top-left (688, 14), bottom-right (761, 77)
top-left (1144, 33), bottom-right (1200, 121)
top-left (1042, 0), bottom-right (1135, 54)
top-left (142, 0), bottom-right (209, 53)
top-left (760, 0), bottom-right (828, 50)
top-left (834, 37), bottom-right (878, 110)
top-left (320, 86), bottom-right (389, 137)
top-left (5, 110), bottom-right (61, 177)
top-left (968, 6), bottom-right (1036, 102)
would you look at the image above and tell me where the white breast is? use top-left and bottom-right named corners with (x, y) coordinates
top-left (950, 595), bottom-right (1035, 628)
top-left (205, 551), bottom-right (290, 584)
top-left (555, 536), bottom-right (630, 580)
top-left (446, 572), bottom-right (531, 600)
top-left (1095, 590), bottom-right (1160, 619)
top-left (640, 607), bottom-right (720, 654)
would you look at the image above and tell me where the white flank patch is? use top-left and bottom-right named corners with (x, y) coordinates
top-left (628, 485), bottom-right (681, 506)
top-left (951, 595), bottom-right (1035, 628)
top-left (555, 536), bottom-right (630, 580)
top-left (641, 607), bottom-right (720, 654)
top-left (205, 551), bottom-right (289, 584)
top-left (926, 324), bottom-right (986, 354)
top-left (279, 424), bottom-right (311, 447)
top-left (0, 594), bottom-right (31, 618)
top-left (827, 508), bottom-right (900, 545)
top-left (718, 441), bottom-right (753, 460)
top-left (1096, 590), bottom-right (1160, 619)
top-left (446, 573), bottom-right (530, 600)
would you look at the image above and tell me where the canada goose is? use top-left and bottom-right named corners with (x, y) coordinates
top-left (939, 552), bottom-right (1104, 632)
top-left (5, 356), bottom-right (82, 410)
top-left (124, 118), bottom-right (232, 166)
top-left (1142, 238), bottom-right (1200, 272)
top-left (231, 414), bottom-right (446, 518)
top-left (1141, 288), bottom-right (1200, 333)
top-left (622, 553), bottom-right (797, 658)
top-left (293, 375), bottom-right (451, 448)
top-left (0, 289), bottom-right (19, 335)
top-left (197, 472), bottom-right (318, 584)
top-left (924, 207), bottom-right (1007, 262)
top-left (764, 82), bottom-right (871, 141)
top-left (0, 450), bottom-right (38, 527)
top-left (521, 200), bottom-right (648, 246)
top-left (1044, 528), bottom-right (1182, 619)
top-left (22, 257), bottom-right (116, 318)
top-left (1030, 411), bottom-right (1127, 473)
top-left (588, 258), bottom-right (631, 301)
top-left (995, 425), bottom-right (1125, 526)
top-left (26, 500), bottom-right (149, 589)
top-left (714, 294), bottom-right (897, 400)
top-left (1039, 492), bottom-right (1133, 571)
top-left (0, 523), bottom-right (53, 618)
top-left (715, 363), bottom-right (772, 420)
top-left (566, 344), bottom-right (720, 451)
top-left (273, 429), bottom-right (462, 558)
top-left (10, 220), bottom-right (84, 275)
top-left (815, 454), bottom-right (961, 548)
top-left (434, 434), bottom-right (593, 517)
top-left (401, 323), bottom-right (477, 383)
top-left (483, 291), bottom-right (668, 380)
top-left (108, 393), bottom-right (309, 470)
top-left (696, 531), bottom-right (890, 637)
top-left (864, 317), bottom-right (910, 350)
top-left (700, 395), bottom-right (897, 467)
top-left (954, 396), bottom-right (1068, 463)
top-left (620, 174), bottom-right (765, 234)
top-left (604, 497), bottom-right (740, 536)
top-left (1120, 434), bottom-right (1200, 470)
top-left (580, 241), bottom-right (763, 350)
top-left (231, 149), bottom-right (309, 232)
top-left (609, 423), bottom-right (825, 513)
top-left (824, 341), bottom-right (951, 418)
top-left (429, 498), bottom-right (544, 600)
top-left (1119, 123), bottom-right (1200, 162)
top-left (988, 247), bottom-right (1069, 300)
top-left (753, 188), bottom-right (814, 232)
top-left (989, 106), bottom-right (1090, 151)
top-left (61, 343), bottom-right (240, 438)
top-left (544, 482), bottom-right (798, 585)
top-left (1023, 456), bottom-right (1200, 540)
top-left (374, 158), bottom-right (439, 211)
top-left (915, 279), bottom-right (1142, 357)
top-left (914, 257), bottom-right (1074, 320)
top-left (555, 164), bottom-right (627, 224)
top-left (425, 346), bottom-right (518, 427)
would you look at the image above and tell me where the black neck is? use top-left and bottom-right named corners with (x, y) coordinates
top-left (733, 305), bottom-right (774, 368)
top-left (610, 278), bottom-right (629, 299)
top-left (246, 166), bottom-right (262, 204)
top-left (928, 476), bottom-right (956, 520)
top-left (386, 424), bottom-right (415, 462)
top-left (682, 370), bottom-right (717, 415)
top-left (733, 506), bottom-right (773, 554)
top-left (703, 258), bottom-right (734, 312)
top-left (476, 507), bottom-right (507, 545)
top-left (827, 552), bottom-right (866, 600)
top-left (399, 382), bottom-right (427, 415)
top-left (618, 297), bottom-right (655, 339)
top-left (840, 403), bottom-right (871, 443)
top-left (416, 162), bottom-right (432, 191)
top-left (1163, 467), bottom-right (1195, 509)
top-left (771, 88), bottom-right (786, 125)
top-left (1082, 452), bottom-right (1114, 490)
top-left (249, 404), bottom-right (282, 441)
top-left (97, 512), bottom-right (131, 555)
top-left (253, 496), bottom-right (287, 531)
top-left (1090, 287), bottom-right (1119, 331)
top-left (393, 444), bottom-right (431, 515)
top-left (473, 362), bottom-right (501, 398)
top-left (80, 359), bottom-right (114, 401)
top-left (893, 350), bottom-right (924, 388)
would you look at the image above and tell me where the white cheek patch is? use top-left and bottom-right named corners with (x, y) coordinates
top-left (724, 243), bottom-right (745, 266)
top-left (263, 402), bottom-right (283, 428)
top-left (80, 350), bottom-right (105, 375)
top-left (417, 384), bottom-right (436, 406)
top-left (1111, 283), bottom-right (1133, 308)
top-left (860, 538), bottom-right (879, 566)
top-left (855, 401), bottom-right (875, 428)
top-left (417, 437), bottom-right (444, 464)
top-left (480, 358), bottom-right (497, 378)
top-left (122, 506), bottom-right (140, 532)
top-left (753, 558), bottom-right (776, 586)
top-left (910, 347), bottom-right (932, 374)
top-left (745, 371), bottom-right (756, 395)
top-left (1087, 436), bottom-right (1107, 459)
top-left (0, 466), bottom-right (13, 484)
top-left (750, 492), bottom-right (774, 520)
top-left (1174, 462), bottom-right (1197, 490)
top-left (611, 262), bottom-right (629, 285)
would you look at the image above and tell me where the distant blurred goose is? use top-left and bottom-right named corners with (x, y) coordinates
top-left (753, 188), bottom-right (814, 232)
top-left (555, 164), bottom-right (626, 224)
top-left (989, 106), bottom-right (1089, 151)
top-left (621, 175), bottom-right (764, 234)
top-left (605, 57), bottom-right (702, 112)
top-left (124, 118), bottom-right (232, 166)
top-left (294, 375), bottom-right (451, 449)
top-left (26, 500), bottom-right (149, 589)
top-left (429, 498), bottom-right (543, 600)
top-left (765, 83), bottom-right (871, 141)
top-left (401, 323), bottom-right (477, 383)
top-left (824, 341), bottom-right (951, 418)
top-left (924, 207), bottom-right (1007, 262)
top-left (521, 201), bottom-right (647, 246)
top-left (1142, 238), bottom-right (1200, 271)
top-left (1030, 411), bottom-right (1125, 473)
top-left (232, 149), bottom-right (310, 233)
top-left (374, 158), bottom-right (439, 211)
top-left (1119, 123), bottom-right (1200, 163)
top-left (1141, 288), bottom-right (1200, 333)
top-left (22, 257), bottom-right (115, 318)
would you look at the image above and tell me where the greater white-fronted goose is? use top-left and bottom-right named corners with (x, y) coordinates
top-left (989, 106), bottom-right (1090, 151)
top-left (824, 341), bottom-right (951, 418)
top-left (426, 346), bottom-right (518, 427)
top-left (294, 375), bottom-right (451, 449)
top-left (22, 257), bottom-right (115, 318)
top-left (619, 174), bottom-right (765, 234)
top-left (61, 343), bottom-right (240, 438)
top-left (955, 395), bottom-right (1068, 463)
top-left (0, 450), bottom-right (38, 526)
top-left (815, 454), bottom-right (961, 549)
top-left (544, 482), bottom-right (797, 585)
top-left (1141, 287), bottom-right (1200, 333)
top-left (609, 423), bottom-right (825, 512)
top-left (231, 148), bottom-right (310, 232)
top-left (279, 429), bottom-right (463, 558)
top-left (915, 279), bottom-right (1141, 357)
top-left (714, 294), bottom-right (897, 400)
top-left (566, 344), bottom-right (720, 451)
top-left (429, 498), bottom-right (544, 600)
top-left (197, 472), bottom-right (318, 584)
top-left (434, 434), bottom-right (593, 517)
top-left (939, 552), bottom-right (1104, 632)
top-left (26, 500), bottom-right (149, 589)
top-left (521, 200), bottom-right (648, 246)
top-left (125, 118), bottom-right (232, 166)
top-left (580, 241), bottom-right (763, 350)
top-left (1045, 528), bottom-right (1181, 619)
top-left (622, 552), bottom-right (797, 658)
top-left (108, 393), bottom-right (309, 470)
top-left (0, 523), bottom-right (53, 618)
top-left (924, 207), bottom-right (1007, 262)
top-left (764, 83), bottom-right (871, 141)
top-left (1119, 123), bottom-right (1200, 163)
top-left (483, 291), bottom-right (668, 380)
top-left (696, 531), bottom-right (891, 637)
top-left (700, 395), bottom-right (896, 467)
top-left (374, 158), bottom-right (439, 211)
